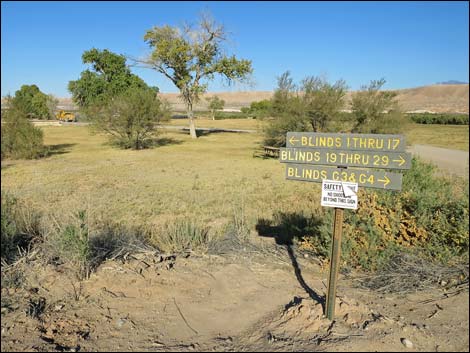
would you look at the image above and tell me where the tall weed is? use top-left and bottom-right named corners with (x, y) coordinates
top-left (151, 218), bottom-right (212, 254)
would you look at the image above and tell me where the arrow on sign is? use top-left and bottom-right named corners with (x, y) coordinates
top-left (378, 175), bottom-right (390, 187)
top-left (392, 155), bottom-right (406, 167)
top-left (289, 136), bottom-right (299, 145)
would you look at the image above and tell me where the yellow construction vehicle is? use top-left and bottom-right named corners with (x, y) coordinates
top-left (56, 110), bottom-right (75, 122)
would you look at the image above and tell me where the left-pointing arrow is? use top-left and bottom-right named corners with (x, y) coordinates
top-left (289, 136), bottom-right (299, 145)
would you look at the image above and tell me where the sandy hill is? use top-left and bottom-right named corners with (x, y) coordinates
top-left (3, 84), bottom-right (467, 113)
top-left (160, 84), bottom-right (469, 113)
top-left (393, 84), bottom-right (469, 113)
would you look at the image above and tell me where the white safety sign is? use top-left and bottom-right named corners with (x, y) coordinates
top-left (321, 179), bottom-right (358, 210)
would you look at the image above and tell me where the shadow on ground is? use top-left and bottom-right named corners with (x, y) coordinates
top-left (172, 128), bottom-right (250, 137)
top-left (256, 212), bottom-right (326, 307)
top-left (153, 137), bottom-right (183, 147)
top-left (46, 143), bottom-right (77, 157)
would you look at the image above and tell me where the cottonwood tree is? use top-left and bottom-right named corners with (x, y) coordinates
top-left (207, 95), bottom-right (225, 120)
top-left (138, 14), bottom-right (252, 138)
top-left (68, 48), bottom-right (158, 109)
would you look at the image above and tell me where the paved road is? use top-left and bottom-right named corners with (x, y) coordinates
top-left (406, 144), bottom-right (469, 178)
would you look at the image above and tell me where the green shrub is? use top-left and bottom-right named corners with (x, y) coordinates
top-left (45, 210), bottom-right (91, 279)
top-left (263, 116), bottom-right (310, 147)
top-left (291, 158), bottom-right (469, 271)
top-left (1, 192), bottom-right (41, 263)
top-left (241, 99), bottom-right (272, 119)
top-left (262, 72), bottom-right (349, 145)
top-left (214, 111), bottom-right (250, 119)
top-left (1, 99), bottom-right (48, 160)
top-left (88, 87), bottom-right (170, 150)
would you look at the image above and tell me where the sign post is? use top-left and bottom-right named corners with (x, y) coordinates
top-left (326, 206), bottom-right (343, 320)
top-left (279, 132), bottom-right (410, 321)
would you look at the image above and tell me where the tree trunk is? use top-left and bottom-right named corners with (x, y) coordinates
top-left (212, 110), bottom-right (216, 120)
top-left (187, 104), bottom-right (197, 139)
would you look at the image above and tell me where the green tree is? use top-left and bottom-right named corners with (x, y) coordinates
top-left (68, 48), bottom-right (156, 109)
top-left (10, 85), bottom-right (56, 120)
top-left (271, 71), bottom-right (298, 117)
top-left (207, 95), bottom-right (225, 120)
top-left (139, 13), bottom-right (252, 138)
top-left (351, 78), bottom-right (407, 133)
top-left (301, 76), bottom-right (347, 132)
top-left (1, 95), bottom-right (47, 160)
top-left (89, 87), bottom-right (170, 150)
top-left (263, 72), bottom-right (347, 146)
top-left (46, 94), bottom-right (59, 120)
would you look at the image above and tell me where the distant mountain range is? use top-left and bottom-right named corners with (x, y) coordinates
top-left (436, 80), bottom-right (468, 85)
top-left (2, 83), bottom-right (469, 114)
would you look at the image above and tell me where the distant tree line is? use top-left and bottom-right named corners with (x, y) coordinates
top-left (407, 112), bottom-right (468, 125)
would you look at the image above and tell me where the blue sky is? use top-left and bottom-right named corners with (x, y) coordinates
top-left (1, 1), bottom-right (468, 97)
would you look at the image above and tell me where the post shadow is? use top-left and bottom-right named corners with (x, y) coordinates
top-left (256, 214), bottom-right (325, 309)
top-left (46, 143), bottom-right (77, 156)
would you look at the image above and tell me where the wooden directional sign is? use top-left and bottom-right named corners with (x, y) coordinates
top-left (280, 131), bottom-right (409, 321)
top-left (286, 132), bottom-right (406, 152)
top-left (285, 164), bottom-right (403, 190)
top-left (280, 147), bottom-right (411, 170)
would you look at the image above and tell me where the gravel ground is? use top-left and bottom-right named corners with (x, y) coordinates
top-left (407, 144), bottom-right (469, 178)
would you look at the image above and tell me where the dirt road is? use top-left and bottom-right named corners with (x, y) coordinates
top-left (407, 145), bottom-right (469, 178)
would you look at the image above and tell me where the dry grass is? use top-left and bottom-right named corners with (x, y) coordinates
top-left (1, 125), bottom-right (322, 244)
top-left (405, 123), bottom-right (469, 151)
top-left (1, 121), bottom-right (466, 254)
top-left (164, 116), bottom-right (266, 131)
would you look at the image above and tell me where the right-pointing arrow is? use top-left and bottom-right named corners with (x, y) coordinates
top-left (378, 175), bottom-right (390, 187)
top-left (392, 155), bottom-right (406, 167)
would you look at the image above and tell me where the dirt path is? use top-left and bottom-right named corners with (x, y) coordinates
top-left (407, 145), bottom-right (469, 178)
top-left (1, 248), bottom-right (468, 352)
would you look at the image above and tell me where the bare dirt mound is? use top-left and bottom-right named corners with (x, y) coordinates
top-left (1, 247), bottom-right (468, 352)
